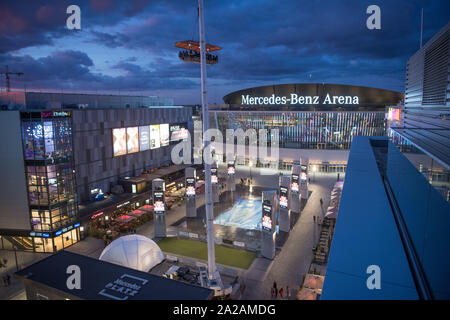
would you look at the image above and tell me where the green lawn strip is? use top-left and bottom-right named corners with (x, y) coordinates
top-left (157, 237), bottom-right (256, 270)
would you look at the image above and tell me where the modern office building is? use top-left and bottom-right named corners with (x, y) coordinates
top-left (0, 91), bottom-right (174, 110)
top-left (210, 83), bottom-right (403, 171)
top-left (389, 22), bottom-right (449, 201)
top-left (322, 136), bottom-right (450, 299)
top-left (0, 104), bottom-right (192, 252)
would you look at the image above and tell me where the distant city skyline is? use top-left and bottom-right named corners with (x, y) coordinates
top-left (0, 0), bottom-right (449, 104)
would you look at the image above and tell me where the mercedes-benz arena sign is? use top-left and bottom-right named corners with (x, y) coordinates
top-left (223, 83), bottom-right (403, 107)
top-left (242, 93), bottom-right (359, 105)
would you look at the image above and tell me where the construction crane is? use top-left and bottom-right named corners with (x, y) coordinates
top-left (0, 66), bottom-right (24, 92)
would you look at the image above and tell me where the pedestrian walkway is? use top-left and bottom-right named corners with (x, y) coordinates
top-left (241, 173), bottom-right (340, 300)
top-left (0, 249), bottom-right (49, 300)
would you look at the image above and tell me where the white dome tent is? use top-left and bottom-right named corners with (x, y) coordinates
top-left (99, 235), bottom-right (164, 272)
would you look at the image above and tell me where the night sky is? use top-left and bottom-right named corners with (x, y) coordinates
top-left (0, 0), bottom-right (449, 104)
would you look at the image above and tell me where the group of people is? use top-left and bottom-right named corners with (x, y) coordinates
top-left (178, 50), bottom-right (218, 63)
top-left (271, 281), bottom-right (290, 299)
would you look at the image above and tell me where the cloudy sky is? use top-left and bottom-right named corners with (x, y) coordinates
top-left (0, 0), bottom-right (448, 104)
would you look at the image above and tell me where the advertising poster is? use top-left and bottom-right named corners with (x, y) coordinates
top-left (160, 123), bottom-right (170, 146)
top-left (43, 121), bottom-right (54, 155)
top-left (150, 125), bottom-right (161, 149)
top-left (112, 128), bottom-right (127, 156)
top-left (262, 203), bottom-right (273, 232)
top-left (186, 177), bottom-right (196, 197)
top-left (153, 191), bottom-right (165, 213)
top-left (279, 186), bottom-right (288, 209)
top-left (139, 126), bottom-right (150, 151)
top-left (170, 123), bottom-right (189, 141)
top-left (227, 162), bottom-right (235, 175)
top-left (126, 127), bottom-right (139, 154)
top-left (211, 167), bottom-right (218, 184)
top-left (291, 174), bottom-right (299, 192)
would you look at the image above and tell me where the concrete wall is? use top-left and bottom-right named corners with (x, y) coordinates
top-left (0, 111), bottom-right (31, 232)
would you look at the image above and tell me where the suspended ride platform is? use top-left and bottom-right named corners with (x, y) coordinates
top-left (175, 40), bottom-right (222, 65)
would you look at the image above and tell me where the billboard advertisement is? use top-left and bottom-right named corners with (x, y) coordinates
top-left (291, 174), bottom-right (299, 192)
top-left (126, 127), bottom-right (139, 154)
top-left (153, 191), bottom-right (165, 213)
top-left (150, 125), bottom-right (161, 149)
top-left (160, 123), bottom-right (170, 147)
top-left (170, 123), bottom-right (189, 141)
top-left (262, 203), bottom-right (273, 232)
top-left (227, 161), bottom-right (235, 175)
top-left (186, 177), bottom-right (196, 197)
top-left (139, 126), bottom-right (150, 151)
top-left (279, 186), bottom-right (288, 209)
top-left (112, 128), bottom-right (127, 157)
top-left (387, 108), bottom-right (402, 121)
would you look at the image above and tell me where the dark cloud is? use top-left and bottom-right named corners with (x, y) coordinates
top-left (0, 0), bottom-right (449, 103)
top-left (0, 50), bottom-right (196, 92)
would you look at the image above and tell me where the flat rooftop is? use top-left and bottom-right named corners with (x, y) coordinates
top-left (321, 136), bottom-right (418, 299)
top-left (15, 250), bottom-right (213, 300)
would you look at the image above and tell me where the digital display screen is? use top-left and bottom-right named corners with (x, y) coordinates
top-left (211, 168), bottom-right (218, 184)
top-left (262, 203), bottom-right (272, 232)
top-left (227, 162), bottom-right (235, 175)
top-left (300, 172), bottom-right (307, 181)
top-left (280, 186), bottom-right (288, 209)
top-left (291, 174), bottom-right (299, 192)
top-left (153, 191), bottom-right (165, 213)
top-left (186, 177), bottom-right (196, 197)
top-left (139, 126), bottom-right (150, 151)
top-left (43, 121), bottom-right (54, 154)
top-left (150, 125), bottom-right (161, 149)
top-left (170, 123), bottom-right (189, 141)
top-left (126, 127), bottom-right (139, 154)
top-left (113, 128), bottom-right (127, 156)
top-left (160, 123), bottom-right (169, 146)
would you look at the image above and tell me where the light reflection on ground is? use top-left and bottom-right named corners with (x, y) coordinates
top-left (214, 198), bottom-right (262, 230)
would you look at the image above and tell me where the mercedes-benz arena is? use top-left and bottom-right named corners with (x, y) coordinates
top-left (209, 83), bottom-right (403, 172)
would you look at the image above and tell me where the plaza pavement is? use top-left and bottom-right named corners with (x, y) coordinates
top-left (238, 168), bottom-right (341, 300)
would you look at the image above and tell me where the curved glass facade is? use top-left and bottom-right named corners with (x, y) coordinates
top-left (210, 110), bottom-right (386, 150)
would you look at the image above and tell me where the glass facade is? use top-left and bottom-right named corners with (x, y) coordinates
top-left (18, 111), bottom-right (80, 252)
top-left (210, 110), bottom-right (386, 150)
top-left (389, 129), bottom-right (450, 203)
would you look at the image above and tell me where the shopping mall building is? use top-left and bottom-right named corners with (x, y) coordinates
top-left (209, 83), bottom-right (403, 172)
top-left (0, 92), bottom-right (192, 253)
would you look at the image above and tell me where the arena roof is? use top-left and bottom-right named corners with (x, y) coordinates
top-left (222, 83), bottom-right (403, 110)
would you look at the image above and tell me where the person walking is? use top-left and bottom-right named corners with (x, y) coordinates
top-left (6, 274), bottom-right (10, 286)
top-left (313, 215), bottom-right (316, 223)
top-left (279, 287), bottom-right (284, 298)
top-left (320, 198), bottom-right (323, 206)
top-left (286, 285), bottom-right (290, 299)
top-left (273, 281), bottom-right (278, 299)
